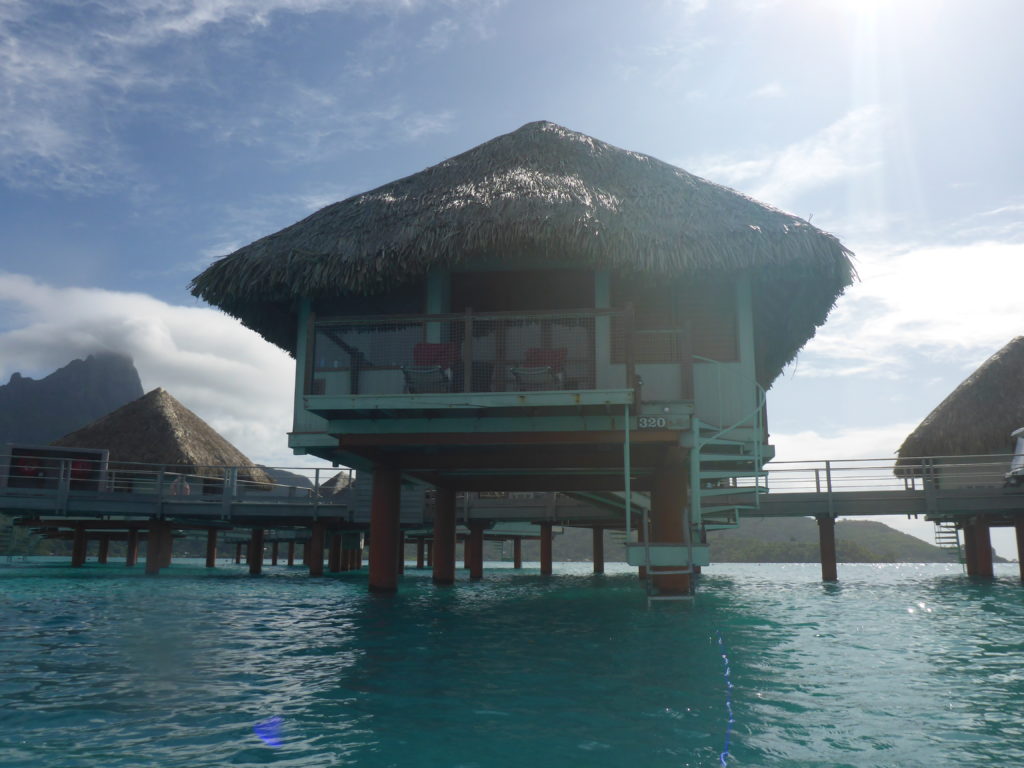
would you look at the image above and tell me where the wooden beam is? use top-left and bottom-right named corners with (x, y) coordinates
top-left (336, 430), bottom-right (680, 448)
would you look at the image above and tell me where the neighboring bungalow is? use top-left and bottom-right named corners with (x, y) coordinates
top-left (895, 337), bottom-right (1024, 578)
top-left (53, 387), bottom-right (271, 493)
top-left (896, 337), bottom-right (1024, 487)
top-left (191, 120), bottom-right (854, 595)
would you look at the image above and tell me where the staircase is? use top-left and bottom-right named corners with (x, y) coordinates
top-left (933, 520), bottom-right (964, 569)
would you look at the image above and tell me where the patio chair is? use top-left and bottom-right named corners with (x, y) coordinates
top-left (402, 342), bottom-right (459, 394)
top-left (509, 347), bottom-right (567, 391)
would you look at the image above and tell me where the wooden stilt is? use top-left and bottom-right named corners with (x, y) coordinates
top-left (235, 541), bottom-right (243, 564)
top-left (288, 540), bottom-right (295, 566)
top-left (650, 450), bottom-right (690, 595)
top-left (433, 487), bottom-right (457, 585)
top-left (308, 521), bottom-right (325, 576)
top-left (249, 529), bottom-right (264, 576)
top-left (469, 522), bottom-right (485, 580)
top-left (974, 518), bottom-right (994, 579)
top-left (425, 539), bottom-right (433, 568)
top-left (817, 515), bottom-right (838, 582)
top-left (416, 538), bottom-right (425, 569)
top-left (1016, 522), bottom-right (1024, 582)
top-left (97, 534), bottom-right (110, 564)
top-left (592, 527), bottom-right (604, 575)
top-left (368, 468), bottom-right (401, 593)
top-left (513, 537), bottom-right (522, 569)
top-left (126, 529), bottom-right (139, 567)
top-left (205, 528), bottom-right (217, 568)
top-left (271, 541), bottom-right (279, 566)
top-left (160, 526), bottom-right (173, 567)
top-left (397, 532), bottom-right (405, 575)
top-left (71, 524), bottom-right (87, 567)
top-left (328, 534), bottom-right (342, 572)
top-left (540, 522), bottom-right (553, 576)
top-left (963, 523), bottom-right (979, 576)
top-left (638, 565), bottom-right (648, 580)
top-left (145, 524), bottom-right (165, 575)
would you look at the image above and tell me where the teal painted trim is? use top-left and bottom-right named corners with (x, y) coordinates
top-left (306, 389), bottom-right (635, 413)
top-left (293, 299), bottom-right (312, 433)
top-left (594, 270), bottom-right (610, 308)
top-left (288, 432), bottom-right (338, 448)
top-left (326, 414), bottom-right (640, 434)
top-left (426, 269), bottom-right (449, 313)
top-left (736, 274), bottom-right (756, 383)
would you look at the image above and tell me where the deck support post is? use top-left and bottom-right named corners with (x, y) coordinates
top-left (592, 527), bottom-right (605, 575)
top-left (308, 521), bottom-right (325, 577)
top-left (205, 528), bottom-right (217, 568)
top-left (271, 541), bottom-right (279, 566)
top-left (287, 541), bottom-right (295, 566)
top-left (328, 534), bottom-right (342, 572)
top-left (962, 523), bottom-right (978, 576)
top-left (650, 449), bottom-right (690, 595)
top-left (249, 529), bottom-right (264, 576)
top-left (97, 534), bottom-right (109, 564)
top-left (1016, 522), bottom-right (1024, 582)
top-left (397, 532), bottom-right (405, 575)
top-left (972, 517), bottom-right (994, 579)
top-left (160, 526), bottom-right (173, 567)
top-left (540, 522), bottom-right (553, 576)
top-left (817, 515), bottom-right (838, 582)
top-left (468, 522), bottom-right (485, 580)
top-left (433, 487), bottom-right (456, 586)
top-left (71, 524), bottom-right (87, 567)
top-left (234, 541), bottom-right (243, 564)
top-left (146, 523), bottom-right (166, 575)
top-left (416, 538), bottom-right (425, 569)
top-left (369, 468), bottom-right (401, 593)
top-left (126, 529), bottom-right (139, 567)
top-left (513, 537), bottom-right (522, 569)
top-left (425, 540), bottom-right (433, 568)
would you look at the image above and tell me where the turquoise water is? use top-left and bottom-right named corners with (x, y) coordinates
top-left (2, 560), bottom-right (1023, 767)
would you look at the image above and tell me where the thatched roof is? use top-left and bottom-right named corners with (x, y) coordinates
top-left (896, 337), bottom-right (1024, 467)
top-left (319, 470), bottom-right (354, 496)
top-left (191, 120), bottom-right (854, 385)
top-left (52, 388), bottom-right (271, 484)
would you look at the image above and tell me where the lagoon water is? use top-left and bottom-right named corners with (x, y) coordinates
top-left (2, 560), bottom-right (1023, 767)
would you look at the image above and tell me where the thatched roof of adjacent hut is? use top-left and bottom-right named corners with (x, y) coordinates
top-left (191, 120), bottom-right (854, 385)
top-left (896, 337), bottom-right (1024, 471)
top-left (52, 388), bottom-right (271, 484)
top-left (319, 470), bottom-right (354, 496)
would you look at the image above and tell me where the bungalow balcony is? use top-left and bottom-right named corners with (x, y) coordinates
top-left (302, 307), bottom-right (699, 428)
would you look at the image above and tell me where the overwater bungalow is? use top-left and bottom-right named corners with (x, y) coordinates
top-left (191, 121), bottom-right (854, 596)
top-left (895, 337), bottom-right (1024, 575)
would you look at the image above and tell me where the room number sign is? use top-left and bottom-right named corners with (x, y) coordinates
top-left (637, 416), bottom-right (668, 429)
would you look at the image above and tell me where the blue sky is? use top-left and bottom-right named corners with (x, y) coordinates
top-left (1, 1), bottom-right (1022, 553)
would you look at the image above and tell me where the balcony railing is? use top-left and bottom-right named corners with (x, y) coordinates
top-left (307, 308), bottom-right (695, 399)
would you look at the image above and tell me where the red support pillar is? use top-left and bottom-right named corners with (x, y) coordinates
top-left (592, 527), bottom-right (605, 575)
top-left (98, 534), bottom-right (110, 565)
top-left (468, 522), bottom-right (485, 580)
top-left (963, 523), bottom-right (979, 576)
top-left (145, 524), bottom-right (165, 575)
top-left (513, 537), bottom-right (522, 569)
top-left (817, 515), bottom-right (838, 582)
top-left (271, 541), bottom-right (279, 566)
top-left (433, 487), bottom-right (456, 586)
top-left (540, 522), bottom-right (553, 576)
top-left (397, 532), bottom-right (405, 575)
top-left (234, 541), bottom-right (243, 564)
top-left (308, 521), bottom-right (325, 577)
top-left (287, 540), bottom-right (295, 566)
top-left (974, 518), bottom-right (994, 579)
top-left (650, 450), bottom-right (690, 595)
top-left (328, 534), bottom-right (342, 572)
top-left (462, 535), bottom-right (472, 570)
top-left (249, 528), bottom-right (264, 576)
top-left (161, 526), bottom-right (173, 567)
top-left (126, 529), bottom-right (139, 567)
top-left (205, 528), bottom-right (217, 568)
top-left (425, 540), bottom-right (433, 568)
top-left (416, 538), bottom-right (425, 569)
top-left (71, 525), bottom-right (87, 567)
top-left (369, 468), bottom-right (401, 593)
top-left (1016, 522), bottom-right (1024, 582)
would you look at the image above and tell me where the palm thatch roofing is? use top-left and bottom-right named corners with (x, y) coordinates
top-left (52, 388), bottom-right (271, 484)
top-left (896, 337), bottom-right (1024, 470)
top-left (319, 470), bottom-right (354, 496)
top-left (191, 120), bottom-right (855, 385)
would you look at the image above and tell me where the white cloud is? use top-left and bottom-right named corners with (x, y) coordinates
top-left (689, 105), bottom-right (884, 210)
top-left (801, 240), bottom-right (1024, 377)
top-left (751, 81), bottom-right (784, 98)
top-left (0, 273), bottom-right (302, 468)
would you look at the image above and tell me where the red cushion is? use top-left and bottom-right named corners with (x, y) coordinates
top-left (524, 347), bottom-right (567, 370)
top-left (413, 342), bottom-right (459, 367)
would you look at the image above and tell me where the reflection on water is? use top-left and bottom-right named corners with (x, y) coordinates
top-left (1, 561), bottom-right (1022, 767)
